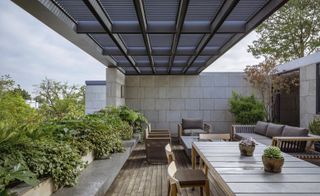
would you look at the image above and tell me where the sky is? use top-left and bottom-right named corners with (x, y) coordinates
top-left (0, 1), bottom-right (261, 95)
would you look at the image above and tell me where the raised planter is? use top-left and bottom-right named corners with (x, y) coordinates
top-left (9, 137), bottom-right (138, 196)
top-left (9, 151), bottom-right (95, 196)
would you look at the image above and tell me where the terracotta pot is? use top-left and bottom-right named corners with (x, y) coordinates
top-left (239, 143), bottom-right (255, 156)
top-left (262, 155), bottom-right (284, 173)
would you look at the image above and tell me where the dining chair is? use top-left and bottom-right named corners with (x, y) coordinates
top-left (165, 144), bottom-right (210, 196)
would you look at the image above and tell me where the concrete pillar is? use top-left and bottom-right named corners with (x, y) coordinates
top-left (106, 68), bottom-right (125, 106)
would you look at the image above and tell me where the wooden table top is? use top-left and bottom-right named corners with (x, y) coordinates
top-left (192, 142), bottom-right (320, 195)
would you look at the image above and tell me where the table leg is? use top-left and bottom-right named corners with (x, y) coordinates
top-left (192, 146), bottom-right (196, 169)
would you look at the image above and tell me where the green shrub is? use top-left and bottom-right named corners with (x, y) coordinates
top-left (22, 140), bottom-right (84, 188)
top-left (229, 91), bottom-right (266, 124)
top-left (0, 153), bottom-right (39, 194)
top-left (263, 146), bottom-right (283, 159)
top-left (309, 117), bottom-right (320, 135)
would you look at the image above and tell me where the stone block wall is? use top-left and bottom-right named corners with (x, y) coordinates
top-left (125, 72), bottom-right (257, 136)
top-left (300, 63), bottom-right (318, 128)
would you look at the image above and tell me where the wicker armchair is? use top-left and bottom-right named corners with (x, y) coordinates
top-left (145, 127), bottom-right (171, 164)
top-left (178, 119), bottom-right (212, 143)
top-left (272, 136), bottom-right (320, 160)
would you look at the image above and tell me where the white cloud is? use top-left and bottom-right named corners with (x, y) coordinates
top-left (0, 1), bottom-right (105, 94)
top-left (204, 32), bottom-right (262, 72)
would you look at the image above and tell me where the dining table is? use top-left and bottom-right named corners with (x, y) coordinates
top-left (191, 141), bottom-right (320, 196)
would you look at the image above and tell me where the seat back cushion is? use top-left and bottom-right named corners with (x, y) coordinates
top-left (182, 118), bottom-right (203, 129)
top-left (266, 123), bottom-right (285, 138)
top-left (282, 126), bottom-right (308, 137)
top-left (254, 121), bottom-right (269, 136)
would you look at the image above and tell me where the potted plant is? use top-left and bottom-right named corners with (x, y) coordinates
top-left (239, 137), bottom-right (256, 156)
top-left (309, 117), bottom-right (320, 152)
top-left (262, 146), bottom-right (284, 173)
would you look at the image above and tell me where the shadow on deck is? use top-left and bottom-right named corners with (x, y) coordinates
top-left (106, 143), bottom-right (202, 196)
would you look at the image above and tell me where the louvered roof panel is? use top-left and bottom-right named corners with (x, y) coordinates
top-left (44, 0), bottom-right (289, 75)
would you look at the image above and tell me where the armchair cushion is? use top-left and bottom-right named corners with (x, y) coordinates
top-left (182, 118), bottom-right (203, 129)
top-left (183, 129), bottom-right (206, 136)
top-left (254, 121), bottom-right (269, 136)
top-left (266, 123), bottom-right (285, 138)
top-left (282, 126), bottom-right (308, 137)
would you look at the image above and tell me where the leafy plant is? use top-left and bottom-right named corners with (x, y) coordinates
top-left (22, 140), bottom-right (84, 188)
top-left (0, 155), bottom-right (39, 194)
top-left (309, 117), bottom-right (320, 135)
top-left (229, 91), bottom-right (266, 124)
top-left (263, 146), bottom-right (283, 159)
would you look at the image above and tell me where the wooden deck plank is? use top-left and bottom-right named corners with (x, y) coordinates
top-left (106, 143), bottom-right (204, 196)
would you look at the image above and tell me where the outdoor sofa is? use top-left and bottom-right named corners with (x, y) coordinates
top-left (232, 121), bottom-right (320, 160)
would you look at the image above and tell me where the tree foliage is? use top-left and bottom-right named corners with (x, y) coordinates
top-left (248, 0), bottom-right (320, 63)
top-left (35, 78), bottom-right (85, 120)
top-left (244, 58), bottom-right (299, 121)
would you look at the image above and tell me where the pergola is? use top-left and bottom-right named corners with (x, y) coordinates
top-left (13, 0), bottom-right (287, 75)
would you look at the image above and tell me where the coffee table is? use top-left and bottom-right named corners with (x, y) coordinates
top-left (180, 136), bottom-right (210, 159)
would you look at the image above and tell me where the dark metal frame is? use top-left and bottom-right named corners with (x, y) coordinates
top-left (168, 0), bottom-right (190, 73)
top-left (83, 0), bottom-right (141, 74)
top-left (133, 0), bottom-right (155, 73)
top-left (183, 0), bottom-right (239, 73)
top-left (20, 0), bottom-right (288, 75)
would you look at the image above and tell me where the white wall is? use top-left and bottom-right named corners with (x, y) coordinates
top-left (85, 81), bottom-right (106, 114)
top-left (106, 68), bottom-right (125, 106)
top-left (300, 63), bottom-right (318, 128)
top-left (125, 72), bottom-right (257, 136)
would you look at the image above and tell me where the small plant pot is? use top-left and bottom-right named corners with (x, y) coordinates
top-left (239, 143), bottom-right (255, 156)
top-left (262, 155), bottom-right (284, 173)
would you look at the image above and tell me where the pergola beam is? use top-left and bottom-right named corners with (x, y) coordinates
top-left (102, 46), bottom-right (219, 56)
top-left (168, 0), bottom-right (190, 73)
top-left (133, 0), bottom-right (155, 73)
top-left (183, 0), bottom-right (239, 73)
top-left (76, 21), bottom-right (246, 34)
top-left (82, 0), bottom-right (140, 74)
top-left (196, 0), bottom-right (288, 74)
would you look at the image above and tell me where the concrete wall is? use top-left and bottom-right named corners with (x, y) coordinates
top-left (106, 68), bottom-right (125, 106)
top-left (85, 81), bottom-right (106, 114)
top-left (125, 72), bottom-right (256, 136)
top-left (300, 63), bottom-right (318, 128)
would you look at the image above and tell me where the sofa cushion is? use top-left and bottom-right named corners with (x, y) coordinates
top-left (183, 129), bottom-right (206, 136)
top-left (282, 126), bottom-right (308, 137)
top-left (234, 133), bottom-right (272, 146)
top-left (254, 121), bottom-right (269, 136)
top-left (182, 118), bottom-right (203, 129)
top-left (266, 123), bottom-right (285, 138)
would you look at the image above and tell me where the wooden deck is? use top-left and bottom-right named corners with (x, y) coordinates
top-left (106, 143), bottom-right (203, 196)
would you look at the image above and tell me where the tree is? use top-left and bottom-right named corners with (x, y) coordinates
top-left (0, 75), bottom-right (14, 95)
top-left (244, 58), bottom-right (299, 121)
top-left (0, 76), bottom-right (39, 128)
top-left (248, 0), bottom-right (320, 63)
top-left (13, 85), bottom-right (31, 100)
top-left (0, 75), bottom-right (31, 100)
top-left (34, 78), bottom-right (85, 120)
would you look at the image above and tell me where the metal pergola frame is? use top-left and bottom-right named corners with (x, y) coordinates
top-left (12, 0), bottom-right (288, 75)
